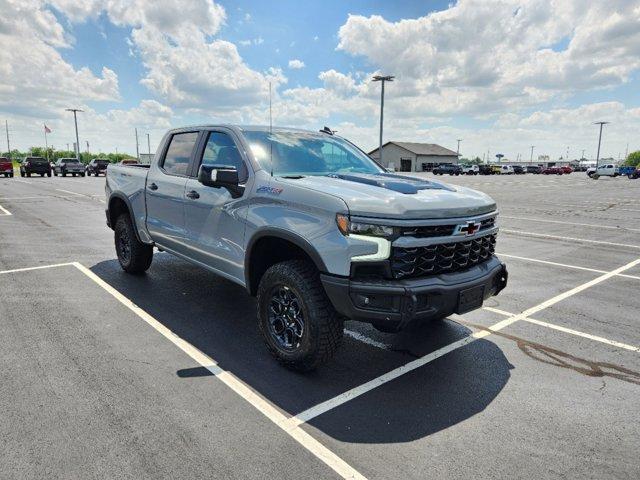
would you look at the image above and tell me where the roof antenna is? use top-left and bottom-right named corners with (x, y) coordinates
top-left (269, 81), bottom-right (274, 177)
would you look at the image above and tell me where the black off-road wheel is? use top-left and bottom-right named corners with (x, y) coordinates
top-left (257, 260), bottom-right (343, 372)
top-left (114, 214), bottom-right (153, 274)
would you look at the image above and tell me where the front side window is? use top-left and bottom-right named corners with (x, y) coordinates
top-left (200, 131), bottom-right (247, 180)
top-left (242, 129), bottom-right (383, 177)
top-left (162, 132), bottom-right (198, 176)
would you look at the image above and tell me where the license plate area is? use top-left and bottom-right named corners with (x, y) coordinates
top-left (457, 285), bottom-right (485, 314)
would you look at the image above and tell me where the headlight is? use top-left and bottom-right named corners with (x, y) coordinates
top-left (336, 214), bottom-right (394, 238)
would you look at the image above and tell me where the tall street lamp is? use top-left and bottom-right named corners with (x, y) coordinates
top-left (529, 145), bottom-right (535, 165)
top-left (594, 121), bottom-right (609, 168)
top-left (65, 108), bottom-right (83, 161)
top-left (456, 139), bottom-right (462, 159)
top-left (372, 75), bottom-right (394, 166)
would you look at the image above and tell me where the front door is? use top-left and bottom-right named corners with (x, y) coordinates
top-left (145, 131), bottom-right (199, 252)
top-left (182, 130), bottom-right (250, 283)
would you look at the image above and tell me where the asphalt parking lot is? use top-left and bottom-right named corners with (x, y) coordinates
top-left (1, 172), bottom-right (639, 479)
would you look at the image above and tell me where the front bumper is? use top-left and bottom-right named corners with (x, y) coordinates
top-left (321, 256), bottom-right (507, 331)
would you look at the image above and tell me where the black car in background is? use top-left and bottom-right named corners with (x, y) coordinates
top-left (86, 158), bottom-right (110, 176)
top-left (525, 165), bottom-right (542, 174)
top-left (432, 163), bottom-right (462, 175)
top-left (478, 165), bottom-right (493, 175)
top-left (20, 157), bottom-right (51, 177)
top-left (53, 158), bottom-right (86, 177)
top-left (512, 165), bottom-right (525, 174)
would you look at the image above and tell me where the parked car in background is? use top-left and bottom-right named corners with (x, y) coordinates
top-left (20, 157), bottom-right (51, 177)
top-left (119, 159), bottom-right (139, 165)
top-left (478, 165), bottom-right (494, 175)
top-left (628, 167), bottom-right (640, 179)
top-left (618, 166), bottom-right (637, 177)
top-left (512, 165), bottom-right (525, 174)
top-left (86, 158), bottom-right (110, 176)
top-left (591, 164), bottom-right (618, 179)
top-left (493, 165), bottom-right (514, 175)
top-left (542, 166), bottom-right (563, 175)
top-left (559, 166), bottom-right (573, 174)
top-left (0, 157), bottom-right (13, 178)
top-left (460, 164), bottom-right (479, 175)
top-left (432, 163), bottom-right (462, 175)
top-left (525, 165), bottom-right (542, 174)
top-left (53, 158), bottom-right (86, 177)
top-left (105, 124), bottom-right (507, 370)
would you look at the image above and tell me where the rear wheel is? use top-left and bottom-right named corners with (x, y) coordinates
top-left (257, 260), bottom-right (343, 371)
top-left (27, 172), bottom-right (31, 177)
top-left (20, 170), bottom-right (24, 177)
top-left (114, 214), bottom-right (153, 274)
top-left (47, 171), bottom-right (51, 177)
top-left (95, 172), bottom-right (99, 177)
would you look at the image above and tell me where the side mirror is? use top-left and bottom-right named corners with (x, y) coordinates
top-left (198, 164), bottom-right (243, 198)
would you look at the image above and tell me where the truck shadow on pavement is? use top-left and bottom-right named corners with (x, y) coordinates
top-left (90, 254), bottom-right (512, 443)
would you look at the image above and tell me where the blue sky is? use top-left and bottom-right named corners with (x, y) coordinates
top-left (2, 0), bottom-right (639, 159)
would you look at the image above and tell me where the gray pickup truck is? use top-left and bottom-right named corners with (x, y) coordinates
top-left (105, 125), bottom-right (507, 371)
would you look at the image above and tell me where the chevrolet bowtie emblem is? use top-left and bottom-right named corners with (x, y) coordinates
top-left (456, 221), bottom-right (480, 236)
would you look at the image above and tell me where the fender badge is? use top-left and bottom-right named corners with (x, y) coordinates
top-left (257, 185), bottom-right (283, 195)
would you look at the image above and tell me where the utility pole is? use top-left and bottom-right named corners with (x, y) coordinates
top-left (5, 120), bottom-right (11, 160)
top-left (594, 121), bottom-right (609, 168)
top-left (456, 139), bottom-right (462, 158)
top-left (581, 149), bottom-right (585, 160)
top-left (86, 141), bottom-right (90, 154)
top-left (134, 128), bottom-right (140, 161)
top-left (372, 75), bottom-right (394, 166)
top-left (65, 108), bottom-right (83, 161)
top-left (146, 133), bottom-right (151, 156)
top-left (529, 145), bottom-right (535, 165)
top-left (66, 143), bottom-right (70, 152)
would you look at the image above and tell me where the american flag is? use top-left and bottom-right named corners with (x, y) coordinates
top-left (44, 124), bottom-right (51, 134)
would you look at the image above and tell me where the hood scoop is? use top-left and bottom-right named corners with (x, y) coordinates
top-left (326, 173), bottom-right (454, 194)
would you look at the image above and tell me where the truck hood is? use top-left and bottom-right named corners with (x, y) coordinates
top-left (279, 173), bottom-right (496, 219)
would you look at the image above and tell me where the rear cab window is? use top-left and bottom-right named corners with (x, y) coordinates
top-left (161, 132), bottom-right (199, 176)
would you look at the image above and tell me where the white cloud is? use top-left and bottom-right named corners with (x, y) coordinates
top-left (288, 59), bottom-right (305, 70)
top-left (0, 0), bottom-right (120, 118)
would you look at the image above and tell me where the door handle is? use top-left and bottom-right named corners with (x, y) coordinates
top-left (186, 190), bottom-right (200, 199)
top-left (149, 182), bottom-right (158, 190)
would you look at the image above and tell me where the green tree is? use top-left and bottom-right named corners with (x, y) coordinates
top-left (624, 151), bottom-right (640, 167)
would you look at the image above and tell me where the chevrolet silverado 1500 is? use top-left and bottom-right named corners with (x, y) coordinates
top-left (105, 125), bottom-right (507, 371)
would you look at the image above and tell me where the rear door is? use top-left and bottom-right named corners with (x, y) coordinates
top-left (181, 128), bottom-right (251, 283)
top-left (145, 131), bottom-right (200, 252)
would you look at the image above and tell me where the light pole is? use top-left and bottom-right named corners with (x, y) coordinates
top-left (594, 121), bottom-right (609, 168)
top-left (146, 133), bottom-right (151, 156)
top-left (529, 145), bottom-right (535, 165)
top-left (65, 108), bottom-right (83, 161)
top-left (581, 149), bottom-right (585, 160)
top-left (456, 139), bottom-right (462, 159)
top-left (134, 128), bottom-right (140, 161)
top-left (372, 74), bottom-right (394, 166)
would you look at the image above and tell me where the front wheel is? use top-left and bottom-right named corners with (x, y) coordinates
top-left (114, 214), bottom-right (153, 274)
top-left (257, 260), bottom-right (343, 372)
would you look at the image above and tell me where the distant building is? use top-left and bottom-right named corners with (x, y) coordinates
top-left (369, 141), bottom-right (459, 172)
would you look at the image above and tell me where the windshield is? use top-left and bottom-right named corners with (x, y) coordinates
top-left (27, 157), bottom-right (47, 163)
top-left (242, 129), bottom-right (383, 177)
top-left (63, 159), bottom-right (79, 163)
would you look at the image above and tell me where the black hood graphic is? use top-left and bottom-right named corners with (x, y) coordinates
top-left (326, 173), bottom-right (454, 194)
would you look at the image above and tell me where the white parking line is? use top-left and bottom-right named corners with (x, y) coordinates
top-left (344, 329), bottom-right (390, 350)
top-left (289, 256), bottom-right (640, 425)
top-left (0, 262), bottom-right (75, 275)
top-left (502, 229), bottom-right (640, 250)
top-left (56, 188), bottom-right (86, 197)
top-left (501, 215), bottom-right (640, 233)
top-left (0, 204), bottom-right (11, 216)
top-left (71, 262), bottom-right (366, 480)
top-left (482, 307), bottom-right (640, 353)
top-left (497, 253), bottom-right (640, 281)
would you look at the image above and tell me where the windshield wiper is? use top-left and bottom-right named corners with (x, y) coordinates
top-left (281, 175), bottom-right (305, 179)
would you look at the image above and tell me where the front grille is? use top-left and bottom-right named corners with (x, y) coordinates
top-left (391, 234), bottom-right (496, 279)
top-left (400, 224), bottom-right (455, 237)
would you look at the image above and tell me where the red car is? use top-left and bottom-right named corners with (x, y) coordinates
top-left (559, 165), bottom-right (573, 174)
top-left (541, 166), bottom-right (563, 175)
top-left (0, 157), bottom-right (13, 178)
